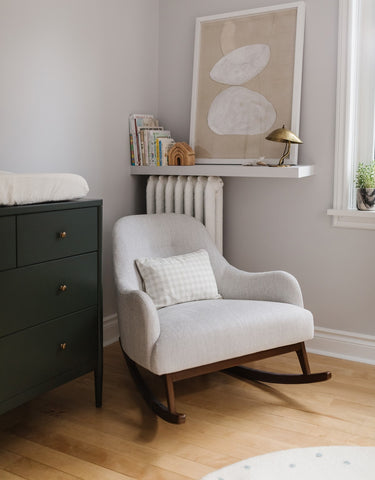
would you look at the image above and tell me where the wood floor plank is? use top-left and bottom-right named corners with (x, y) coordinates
top-left (0, 433), bottom-right (134, 480)
top-left (3, 423), bottom-right (209, 480)
top-left (0, 469), bottom-right (25, 480)
top-left (1, 343), bottom-right (375, 480)
top-left (0, 448), bottom-right (21, 469)
top-left (0, 449), bottom-right (80, 480)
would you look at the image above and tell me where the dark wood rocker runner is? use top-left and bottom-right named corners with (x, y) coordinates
top-left (121, 341), bottom-right (332, 424)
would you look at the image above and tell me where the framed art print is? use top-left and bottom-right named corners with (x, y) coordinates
top-left (189, 2), bottom-right (305, 164)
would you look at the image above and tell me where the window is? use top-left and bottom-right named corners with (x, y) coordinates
top-left (327, 0), bottom-right (375, 229)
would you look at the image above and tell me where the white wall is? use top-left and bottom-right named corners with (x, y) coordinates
top-left (1, 0), bottom-right (374, 350)
top-left (0, 0), bottom-right (157, 316)
top-left (158, 0), bottom-right (375, 340)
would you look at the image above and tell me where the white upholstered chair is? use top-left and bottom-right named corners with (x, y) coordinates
top-left (113, 213), bottom-right (331, 424)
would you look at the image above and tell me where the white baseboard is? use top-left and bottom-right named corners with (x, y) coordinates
top-left (306, 326), bottom-right (375, 365)
top-left (103, 314), bottom-right (119, 347)
top-left (104, 315), bottom-right (375, 365)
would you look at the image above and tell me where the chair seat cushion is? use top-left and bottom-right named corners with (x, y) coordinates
top-left (151, 299), bottom-right (314, 375)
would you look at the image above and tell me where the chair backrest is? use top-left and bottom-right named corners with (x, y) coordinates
top-left (113, 213), bottom-right (227, 293)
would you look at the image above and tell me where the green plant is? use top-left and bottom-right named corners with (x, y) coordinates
top-left (355, 161), bottom-right (375, 188)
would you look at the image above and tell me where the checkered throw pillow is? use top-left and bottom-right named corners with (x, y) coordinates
top-left (135, 249), bottom-right (221, 308)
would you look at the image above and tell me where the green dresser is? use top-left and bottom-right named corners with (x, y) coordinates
top-left (0, 199), bottom-right (103, 415)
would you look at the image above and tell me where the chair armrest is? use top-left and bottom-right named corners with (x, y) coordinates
top-left (116, 290), bottom-right (160, 370)
top-left (219, 265), bottom-right (304, 307)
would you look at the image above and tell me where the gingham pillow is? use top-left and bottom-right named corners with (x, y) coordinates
top-left (135, 249), bottom-right (221, 308)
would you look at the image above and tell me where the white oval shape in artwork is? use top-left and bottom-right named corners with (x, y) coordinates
top-left (208, 86), bottom-right (276, 135)
top-left (210, 44), bottom-right (270, 85)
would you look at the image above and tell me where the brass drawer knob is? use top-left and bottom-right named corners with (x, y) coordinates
top-left (59, 231), bottom-right (67, 239)
top-left (60, 342), bottom-right (67, 351)
top-left (58, 284), bottom-right (68, 292)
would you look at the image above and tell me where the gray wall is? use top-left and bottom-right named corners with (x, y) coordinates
top-left (158, 0), bottom-right (375, 336)
top-left (0, 0), bottom-right (156, 316)
top-left (1, 0), bottom-right (373, 337)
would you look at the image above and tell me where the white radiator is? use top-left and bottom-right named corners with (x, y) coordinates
top-left (146, 175), bottom-right (224, 252)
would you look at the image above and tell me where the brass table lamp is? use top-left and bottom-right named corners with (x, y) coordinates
top-left (259, 125), bottom-right (303, 167)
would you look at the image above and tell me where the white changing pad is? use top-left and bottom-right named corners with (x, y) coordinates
top-left (0, 171), bottom-right (89, 206)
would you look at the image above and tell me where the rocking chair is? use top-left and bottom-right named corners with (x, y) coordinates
top-left (113, 213), bottom-right (331, 424)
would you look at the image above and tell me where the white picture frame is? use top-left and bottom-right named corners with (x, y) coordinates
top-left (189, 2), bottom-right (305, 165)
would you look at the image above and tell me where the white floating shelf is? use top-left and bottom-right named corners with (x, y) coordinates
top-left (130, 164), bottom-right (315, 178)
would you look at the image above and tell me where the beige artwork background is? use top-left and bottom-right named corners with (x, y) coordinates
top-left (193, 8), bottom-right (297, 160)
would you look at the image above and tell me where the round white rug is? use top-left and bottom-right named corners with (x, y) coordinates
top-left (201, 446), bottom-right (375, 480)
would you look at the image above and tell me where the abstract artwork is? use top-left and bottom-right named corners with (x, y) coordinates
top-left (189, 2), bottom-right (305, 164)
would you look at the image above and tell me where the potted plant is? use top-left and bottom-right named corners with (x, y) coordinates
top-left (355, 160), bottom-right (375, 210)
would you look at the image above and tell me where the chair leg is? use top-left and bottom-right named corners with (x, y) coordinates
top-left (120, 342), bottom-right (186, 424)
top-left (165, 374), bottom-right (177, 415)
top-left (296, 342), bottom-right (311, 375)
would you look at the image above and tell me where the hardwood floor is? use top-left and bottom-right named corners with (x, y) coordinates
top-left (1, 343), bottom-right (374, 479)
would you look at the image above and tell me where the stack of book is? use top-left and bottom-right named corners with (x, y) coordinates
top-left (129, 114), bottom-right (175, 166)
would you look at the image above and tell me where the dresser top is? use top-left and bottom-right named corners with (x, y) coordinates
top-left (0, 198), bottom-right (102, 216)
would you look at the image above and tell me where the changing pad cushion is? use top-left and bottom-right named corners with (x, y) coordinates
top-left (0, 171), bottom-right (89, 206)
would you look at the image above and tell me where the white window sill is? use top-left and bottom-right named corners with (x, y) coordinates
top-left (327, 208), bottom-right (375, 230)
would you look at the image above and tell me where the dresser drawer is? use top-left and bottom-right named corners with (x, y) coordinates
top-left (17, 207), bottom-right (98, 266)
top-left (0, 216), bottom-right (16, 271)
top-left (0, 307), bottom-right (97, 404)
top-left (0, 252), bottom-right (98, 337)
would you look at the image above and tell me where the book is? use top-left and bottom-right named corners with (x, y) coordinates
top-left (138, 126), bottom-right (164, 165)
top-left (157, 137), bottom-right (175, 166)
top-left (129, 114), bottom-right (158, 165)
top-left (129, 133), bottom-right (135, 165)
top-left (149, 130), bottom-right (171, 165)
top-left (128, 114), bottom-right (175, 166)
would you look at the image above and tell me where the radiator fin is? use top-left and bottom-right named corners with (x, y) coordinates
top-left (146, 175), bottom-right (223, 252)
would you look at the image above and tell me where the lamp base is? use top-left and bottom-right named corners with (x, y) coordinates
top-left (256, 161), bottom-right (291, 167)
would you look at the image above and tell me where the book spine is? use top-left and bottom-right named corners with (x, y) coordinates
top-left (134, 118), bottom-right (141, 165)
top-left (156, 138), bottom-right (160, 166)
top-left (139, 130), bottom-right (147, 165)
top-left (158, 139), bottom-right (163, 166)
top-left (162, 141), bottom-right (168, 166)
top-left (151, 133), bottom-right (156, 165)
top-left (129, 133), bottom-right (135, 165)
top-left (149, 132), bottom-right (155, 165)
top-left (133, 133), bottom-right (138, 165)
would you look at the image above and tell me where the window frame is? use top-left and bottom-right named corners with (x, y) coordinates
top-left (327, 0), bottom-right (375, 229)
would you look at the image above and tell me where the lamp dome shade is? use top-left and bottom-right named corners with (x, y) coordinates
top-left (266, 125), bottom-right (302, 144)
